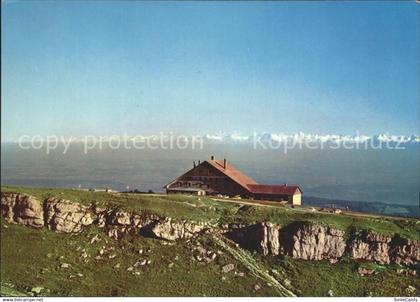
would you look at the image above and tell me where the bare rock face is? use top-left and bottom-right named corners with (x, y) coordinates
top-left (227, 222), bottom-right (419, 267)
top-left (226, 222), bottom-right (345, 259)
top-left (107, 210), bottom-right (159, 227)
top-left (1, 193), bottom-right (44, 228)
top-left (131, 213), bottom-right (160, 230)
top-left (1, 192), bottom-right (16, 221)
top-left (109, 210), bottom-right (132, 226)
top-left (105, 210), bottom-right (138, 239)
top-left (389, 236), bottom-right (420, 266)
top-left (13, 195), bottom-right (44, 228)
top-left (105, 210), bottom-right (161, 239)
top-left (281, 222), bottom-right (346, 260)
top-left (44, 198), bottom-right (94, 233)
top-left (2, 191), bottom-right (419, 268)
top-left (344, 231), bottom-right (420, 267)
top-left (92, 206), bottom-right (107, 227)
top-left (150, 217), bottom-right (206, 241)
top-left (349, 231), bottom-right (392, 264)
top-left (259, 222), bottom-right (281, 256)
top-left (251, 222), bottom-right (281, 256)
top-left (224, 222), bottom-right (280, 256)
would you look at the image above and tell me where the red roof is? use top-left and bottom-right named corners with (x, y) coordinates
top-left (247, 184), bottom-right (301, 195)
top-left (166, 157), bottom-right (301, 196)
top-left (205, 159), bottom-right (257, 190)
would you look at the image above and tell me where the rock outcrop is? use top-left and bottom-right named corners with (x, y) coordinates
top-left (1, 193), bottom-right (44, 228)
top-left (44, 198), bottom-right (95, 233)
top-left (0, 192), bottom-right (206, 240)
top-left (150, 217), bottom-right (207, 241)
top-left (0, 192), bottom-right (16, 221)
top-left (227, 221), bottom-right (419, 267)
top-left (348, 231), bottom-right (420, 265)
top-left (349, 231), bottom-right (391, 264)
top-left (106, 210), bottom-right (159, 228)
top-left (257, 222), bottom-right (280, 256)
top-left (13, 194), bottom-right (44, 228)
top-left (280, 222), bottom-right (346, 260)
top-left (390, 236), bottom-right (420, 266)
top-left (105, 210), bottom-right (161, 240)
top-left (92, 205), bottom-right (107, 227)
top-left (227, 221), bottom-right (346, 260)
top-left (1, 191), bottom-right (419, 267)
top-left (225, 222), bottom-right (280, 256)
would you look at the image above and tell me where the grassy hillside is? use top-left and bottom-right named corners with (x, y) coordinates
top-left (1, 185), bottom-right (419, 240)
top-left (1, 220), bottom-right (419, 297)
top-left (0, 220), bottom-right (281, 296)
top-left (1, 185), bottom-right (419, 296)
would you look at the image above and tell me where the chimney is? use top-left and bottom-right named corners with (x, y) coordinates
top-left (198, 160), bottom-right (201, 165)
top-left (223, 158), bottom-right (227, 169)
top-left (193, 161), bottom-right (196, 168)
top-left (211, 155), bottom-right (215, 160)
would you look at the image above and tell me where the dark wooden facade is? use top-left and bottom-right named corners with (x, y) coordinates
top-left (165, 157), bottom-right (302, 205)
top-left (165, 161), bottom-right (250, 197)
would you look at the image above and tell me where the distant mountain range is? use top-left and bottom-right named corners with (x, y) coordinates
top-left (5, 133), bottom-right (420, 145)
top-left (200, 133), bottom-right (420, 145)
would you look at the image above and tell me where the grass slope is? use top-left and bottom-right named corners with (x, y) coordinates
top-left (0, 220), bottom-right (278, 297)
top-left (1, 185), bottom-right (419, 297)
top-left (1, 220), bottom-right (419, 297)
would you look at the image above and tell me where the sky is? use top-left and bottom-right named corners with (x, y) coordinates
top-left (1, 1), bottom-right (419, 141)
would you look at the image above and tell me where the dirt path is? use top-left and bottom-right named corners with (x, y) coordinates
top-left (213, 235), bottom-right (296, 297)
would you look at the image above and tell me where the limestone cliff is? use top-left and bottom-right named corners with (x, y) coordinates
top-left (227, 221), bottom-right (419, 267)
top-left (0, 192), bottom-right (208, 240)
top-left (44, 198), bottom-right (95, 233)
top-left (1, 193), bottom-right (44, 228)
top-left (348, 230), bottom-right (420, 265)
top-left (150, 217), bottom-right (208, 241)
top-left (1, 192), bottom-right (419, 268)
top-left (225, 222), bottom-right (281, 256)
top-left (280, 222), bottom-right (346, 260)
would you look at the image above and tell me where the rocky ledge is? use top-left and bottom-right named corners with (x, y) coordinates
top-left (1, 192), bottom-right (210, 241)
top-left (226, 221), bottom-right (419, 267)
top-left (1, 192), bottom-right (419, 268)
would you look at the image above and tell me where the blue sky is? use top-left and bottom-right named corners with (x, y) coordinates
top-left (2, 1), bottom-right (419, 141)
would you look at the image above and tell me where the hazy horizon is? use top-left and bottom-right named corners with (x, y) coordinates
top-left (2, 142), bottom-right (418, 209)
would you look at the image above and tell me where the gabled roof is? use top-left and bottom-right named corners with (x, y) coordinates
top-left (164, 159), bottom-right (257, 191)
top-left (164, 167), bottom-right (195, 188)
top-left (205, 159), bottom-right (257, 191)
top-left (165, 157), bottom-right (301, 197)
top-left (247, 184), bottom-right (301, 195)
